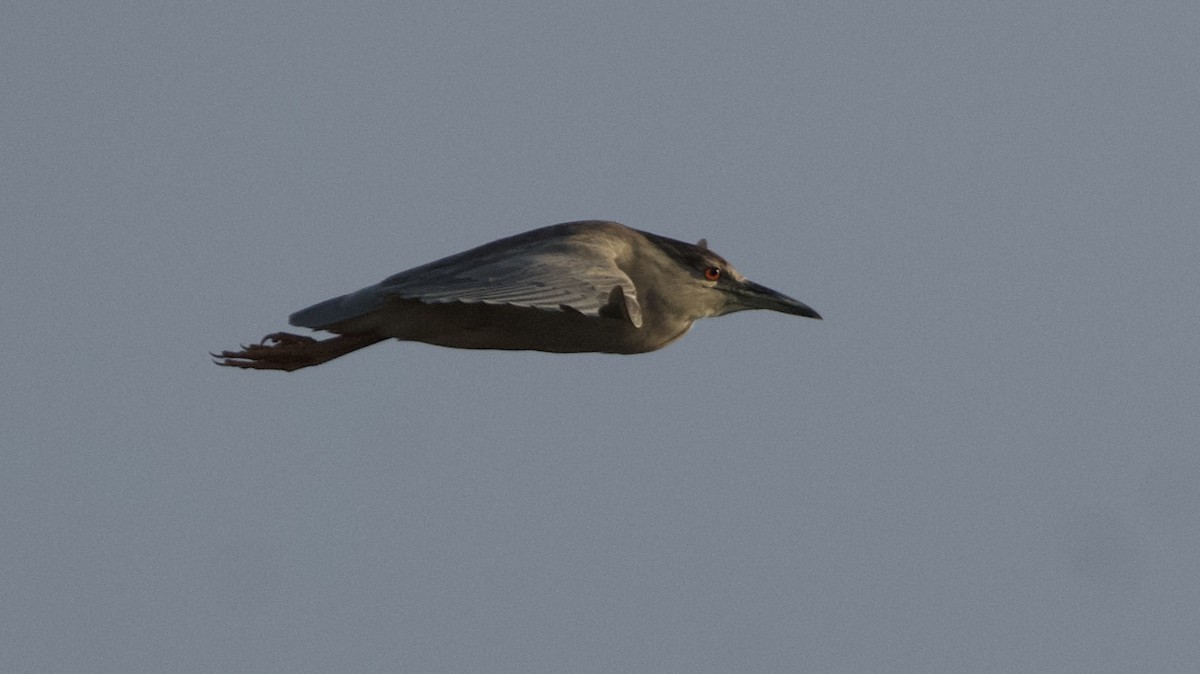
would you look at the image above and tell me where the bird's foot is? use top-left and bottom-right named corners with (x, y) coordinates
top-left (211, 332), bottom-right (321, 371)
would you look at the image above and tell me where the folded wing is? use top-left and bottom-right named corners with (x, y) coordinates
top-left (289, 223), bottom-right (643, 330)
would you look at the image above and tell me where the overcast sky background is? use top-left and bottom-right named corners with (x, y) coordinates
top-left (4, 3), bottom-right (1198, 672)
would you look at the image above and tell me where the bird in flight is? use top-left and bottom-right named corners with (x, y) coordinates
top-left (213, 220), bottom-right (820, 371)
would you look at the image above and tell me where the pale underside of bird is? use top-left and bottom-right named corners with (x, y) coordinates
top-left (213, 220), bottom-right (820, 371)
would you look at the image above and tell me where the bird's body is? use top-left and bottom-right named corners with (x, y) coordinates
top-left (215, 221), bottom-right (819, 371)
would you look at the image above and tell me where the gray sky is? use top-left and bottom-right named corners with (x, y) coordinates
top-left (4, 2), bottom-right (1198, 672)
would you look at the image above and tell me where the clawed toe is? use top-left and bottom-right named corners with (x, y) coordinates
top-left (261, 332), bottom-right (317, 346)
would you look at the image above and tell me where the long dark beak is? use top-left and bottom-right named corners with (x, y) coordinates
top-left (734, 280), bottom-right (822, 319)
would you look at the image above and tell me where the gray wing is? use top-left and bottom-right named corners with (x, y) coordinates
top-left (289, 223), bottom-right (643, 330)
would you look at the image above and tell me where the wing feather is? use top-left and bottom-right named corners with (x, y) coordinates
top-left (289, 222), bottom-right (642, 329)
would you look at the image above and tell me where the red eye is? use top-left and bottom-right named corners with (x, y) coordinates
top-left (704, 266), bottom-right (721, 281)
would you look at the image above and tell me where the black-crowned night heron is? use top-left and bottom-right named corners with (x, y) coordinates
top-left (214, 220), bottom-right (820, 371)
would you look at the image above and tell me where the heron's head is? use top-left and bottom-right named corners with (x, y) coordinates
top-left (638, 231), bottom-right (822, 321)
